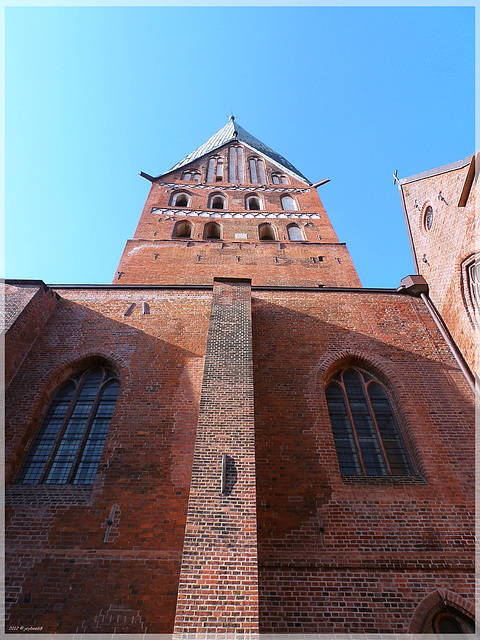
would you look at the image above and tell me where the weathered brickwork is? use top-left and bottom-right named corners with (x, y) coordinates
top-left (174, 278), bottom-right (258, 633)
top-left (400, 155), bottom-right (477, 372)
top-left (251, 289), bottom-right (474, 632)
top-left (5, 122), bottom-right (475, 633)
top-left (6, 287), bottom-right (211, 633)
top-left (4, 282), bottom-right (59, 387)
top-left (115, 143), bottom-right (361, 288)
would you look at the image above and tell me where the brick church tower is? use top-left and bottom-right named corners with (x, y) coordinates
top-left (5, 119), bottom-right (475, 634)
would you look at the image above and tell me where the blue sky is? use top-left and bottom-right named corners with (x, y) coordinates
top-left (5, 6), bottom-right (474, 288)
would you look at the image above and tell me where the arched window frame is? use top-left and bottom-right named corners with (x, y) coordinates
top-left (17, 366), bottom-right (120, 485)
top-left (182, 170), bottom-right (200, 182)
top-left (248, 156), bottom-right (266, 184)
top-left (272, 173), bottom-right (289, 185)
top-left (286, 223), bottom-right (304, 241)
top-left (258, 222), bottom-right (277, 241)
top-left (203, 221), bottom-right (222, 240)
top-left (172, 220), bottom-right (193, 239)
top-left (281, 194), bottom-right (298, 211)
top-left (170, 191), bottom-right (191, 208)
top-left (206, 156), bottom-right (225, 183)
top-left (246, 194), bottom-right (263, 211)
top-left (325, 366), bottom-right (413, 477)
top-left (461, 253), bottom-right (480, 327)
top-left (208, 193), bottom-right (226, 210)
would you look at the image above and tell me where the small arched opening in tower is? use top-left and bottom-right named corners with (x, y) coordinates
top-left (259, 223), bottom-right (276, 241)
top-left (209, 194), bottom-right (226, 210)
top-left (173, 220), bottom-right (193, 239)
top-left (287, 223), bottom-right (304, 241)
top-left (281, 194), bottom-right (297, 211)
top-left (204, 221), bottom-right (222, 240)
top-left (171, 192), bottom-right (191, 208)
top-left (246, 195), bottom-right (261, 211)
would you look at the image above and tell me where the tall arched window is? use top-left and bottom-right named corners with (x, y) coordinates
top-left (17, 367), bottom-right (120, 485)
top-left (204, 221), bottom-right (222, 240)
top-left (248, 157), bottom-right (266, 184)
top-left (206, 156), bottom-right (224, 183)
top-left (259, 223), bottom-right (276, 241)
top-left (281, 195), bottom-right (297, 211)
top-left (173, 220), bottom-right (193, 238)
top-left (287, 223), bottom-right (304, 241)
top-left (325, 367), bottom-right (412, 476)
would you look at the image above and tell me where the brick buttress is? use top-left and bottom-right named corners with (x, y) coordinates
top-left (173, 277), bottom-right (259, 634)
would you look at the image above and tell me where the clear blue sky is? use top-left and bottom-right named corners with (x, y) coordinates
top-left (5, 6), bottom-right (474, 288)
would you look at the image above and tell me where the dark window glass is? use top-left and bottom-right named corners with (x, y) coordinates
top-left (326, 368), bottom-right (412, 477)
top-left (18, 367), bottom-right (119, 485)
top-left (424, 205), bottom-right (434, 231)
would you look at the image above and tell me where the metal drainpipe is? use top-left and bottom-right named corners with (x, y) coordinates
top-left (398, 275), bottom-right (476, 396)
top-left (419, 292), bottom-right (476, 395)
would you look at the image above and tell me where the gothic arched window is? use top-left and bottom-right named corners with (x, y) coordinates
top-left (248, 157), bottom-right (266, 184)
top-left (287, 223), bottom-right (304, 241)
top-left (206, 156), bottom-right (224, 183)
top-left (17, 367), bottom-right (120, 485)
top-left (325, 367), bottom-right (412, 477)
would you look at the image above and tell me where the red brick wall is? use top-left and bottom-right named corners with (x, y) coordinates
top-left (6, 287), bottom-right (211, 633)
top-left (174, 279), bottom-right (258, 633)
top-left (252, 290), bottom-right (474, 633)
top-left (114, 145), bottom-right (361, 288)
top-left (4, 282), bottom-right (59, 389)
top-left (5, 285), bottom-right (474, 633)
top-left (400, 157), bottom-right (476, 372)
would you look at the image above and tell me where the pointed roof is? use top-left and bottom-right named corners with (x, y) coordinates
top-left (155, 117), bottom-right (311, 184)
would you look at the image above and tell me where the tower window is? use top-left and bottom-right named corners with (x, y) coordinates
top-left (171, 192), bottom-right (191, 207)
top-left (259, 223), bottom-right (276, 241)
top-left (206, 156), bottom-right (224, 183)
top-left (204, 221), bottom-right (222, 240)
top-left (209, 194), bottom-right (226, 210)
top-left (272, 173), bottom-right (288, 185)
top-left (325, 367), bottom-right (412, 477)
top-left (246, 196), bottom-right (261, 211)
top-left (17, 367), bottom-right (120, 485)
top-left (182, 171), bottom-right (200, 182)
top-left (281, 195), bottom-right (297, 211)
top-left (423, 205), bottom-right (434, 231)
top-left (249, 157), bottom-right (266, 184)
top-left (173, 220), bottom-right (193, 238)
top-left (287, 223), bottom-right (304, 241)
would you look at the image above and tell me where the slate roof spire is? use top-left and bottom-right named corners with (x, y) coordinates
top-left (154, 118), bottom-right (311, 184)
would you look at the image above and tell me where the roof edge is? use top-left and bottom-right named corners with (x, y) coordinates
top-left (398, 152), bottom-right (475, 186)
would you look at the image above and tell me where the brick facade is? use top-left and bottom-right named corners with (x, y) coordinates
top-left (399, 154), bottom-right (477, 373)
top-left (5, 121), bottom-right (475, 633)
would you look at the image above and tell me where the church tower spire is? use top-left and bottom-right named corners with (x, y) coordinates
top-left (114, 120), bottom-right (361, 287)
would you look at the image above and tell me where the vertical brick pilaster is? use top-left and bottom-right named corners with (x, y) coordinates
top-left (173, 278), bottom-right (258, 634)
